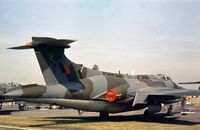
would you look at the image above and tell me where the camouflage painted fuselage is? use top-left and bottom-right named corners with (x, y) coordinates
top-left (6, 73), bottom-right (183, 113)
top-left (5, 37), bottom-right (200, 114)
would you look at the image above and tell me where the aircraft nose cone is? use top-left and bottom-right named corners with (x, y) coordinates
top-left (4, 89), bottom-right (23, 98)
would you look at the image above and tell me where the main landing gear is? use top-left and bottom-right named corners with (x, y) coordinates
top-left (144, 104), bottom-right (175, 121)
top-left (143, 109), bottom-right (152, 121)
top-left (143, 104), bottom-right (162, 121)
top-left (99, 112), bottom-right (109, 120)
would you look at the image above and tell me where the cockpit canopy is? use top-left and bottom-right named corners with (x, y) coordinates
top-left (125, 74), bottom-right (172, 81)
top-left (156, 74), bottom-right (172, 81)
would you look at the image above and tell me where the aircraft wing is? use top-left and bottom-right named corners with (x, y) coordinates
top-left (179, 81), bottom-right (200, 84)
top-left (130, 87), bottom-right (200, 106)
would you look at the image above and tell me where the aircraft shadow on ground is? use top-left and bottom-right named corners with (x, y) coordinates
top-left (27, 113), bottom-right (200, 128)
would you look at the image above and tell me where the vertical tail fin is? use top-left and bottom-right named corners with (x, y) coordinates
top-left (9, 37), bottom-right (81, 85)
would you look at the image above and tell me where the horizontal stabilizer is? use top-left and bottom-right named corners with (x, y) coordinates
top-left (8, 37), bottom-right (76, 49)
top-left (32, 37), bottom-right (57, 43)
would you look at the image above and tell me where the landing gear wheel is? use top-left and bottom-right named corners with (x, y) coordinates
top-left (18, 103), bottom-right (27, 111)
top-left (99, 112), bottom-right (109, 120)
top-left (167, 105), bottom-right (174, 116)
top-left (143, 109), bottom-right (152, 121)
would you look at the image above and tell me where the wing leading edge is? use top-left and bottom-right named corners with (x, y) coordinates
top-left (131, 87), bottom-right (200, 106)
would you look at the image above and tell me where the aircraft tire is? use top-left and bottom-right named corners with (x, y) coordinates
top-left (143, 109), bottom-right (152, 121)
top-left (99, 112), bottom-right (109, 120)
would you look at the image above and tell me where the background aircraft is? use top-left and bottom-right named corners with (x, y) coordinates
top-left (3, 37), bottom-right (200, 120)
top-left (0, 83), bottom-right (41, 110)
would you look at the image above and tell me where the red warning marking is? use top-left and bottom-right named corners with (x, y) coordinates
top-left (63, 63), bottom-right (71, 75)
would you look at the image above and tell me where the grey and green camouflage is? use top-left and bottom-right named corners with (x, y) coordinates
top-left (4, 37), bottom-right (200, 119)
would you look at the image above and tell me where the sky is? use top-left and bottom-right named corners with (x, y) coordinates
top-left (0, 0), bottom-right (200, 89)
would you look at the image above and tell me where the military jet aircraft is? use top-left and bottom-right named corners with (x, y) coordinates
top-left (0, 83), bottom-right (20, 109)
top-left (3, 37), bottom-right (200, 120)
